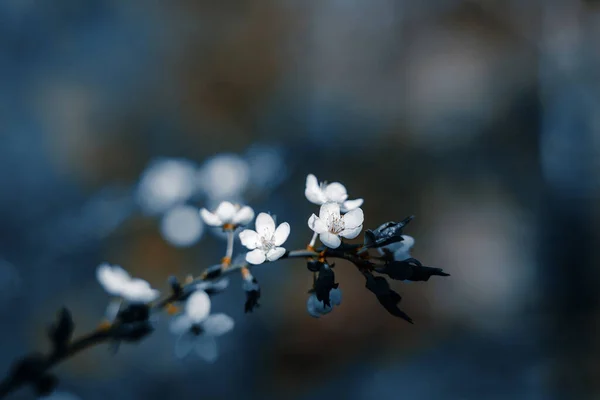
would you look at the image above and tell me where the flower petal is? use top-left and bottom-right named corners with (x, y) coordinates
top-left (174, 332), bottom-right (195, 359)
top-left (319, 232), bottom-right (341, 249)
top-left (266, 247), bottom-right (286, 262)
top-left (340, 225), bottom-right (362, 239)
top-left (202, 313), bottom-right (235, 336)
top-left (273, 222), bottom-right (290, 246)
top-left (185, 291), bottom-right (211, 322)
top-left (394, 235), bottom-right (415, 261)
top-left (342, 208), bottom-right (364, 229)
top-left (121, 279), bottom-right (160, 303)
top-left (194, 335), bottom-right (218, 363)
top-left (96, 264), bottom-right (130, 297)
top-left (200, 208), bottom-right (222, 227)
top-left (306, 294), bottom-right (322, 318)
top-left (305, 174), bottom-right (327, 205)
top-left (330, 288), bottom-right (342, 306)
top-left (308, 214), bottom-right (328, 234)
top-left (319, 202), bottom-right (340, 221)
top-left (246, 249), bottom-right (267, 265)
top-left (231, 206), bottom-right (254, 226)
top-left (215, 201), bottom-right (236, 223)
top-left (341, 198), bottom-right (364, 212)
top-left (324, 182), bottom-right (348, 203)
top-left (239, 229), bottom-right (260, 250)
top-left (170, 315), bottom-right (193, 335)
top-left (255, 212), bottom-right (275, 237)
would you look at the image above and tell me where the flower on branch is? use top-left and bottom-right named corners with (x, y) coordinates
top-left (306, 288), bottom-right (341, 318)
top-left (170, 291), bottom-right (234, 362)
top-left (96, 264), bottom-right (160, 304)
top-left (308, 202), bottom-right (363, 249)
top-left (304, 174), bottom-right (363, 212)
top-left (239, 213), bottom-right (290, 265)
top-left (200, 201), bottom-right (254, 229)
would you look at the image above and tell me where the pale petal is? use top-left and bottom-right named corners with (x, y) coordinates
top-left (340, 225), bottom-right (362, 239)
top-left (342, 208), bottom-right (364, 229)
top-left (379, 235), bottom-right (415, 260)
top-left (330, 288), bottom-right (342, 306)
top-left (202, 313), bottom-right (235, 336)
top-left (319, 232), bottom-right (341, 249)
top-left (170, 315), bottom-right (193, 335)
top-left (96, 264), bottom-right (130, 296)
top-left (239, 229), bottom-right (260, 250)
top-left (174, 332), bottom-right (195, 359)
top-left (200, 208), bottom-right (222, 227)
top-left (341, 198), bottom-right (364, 212)
top-left (273, 222), bottom-right (290, 246)
top-left (185, 291), bottom-right (211, 322)
top-left (195, 335), bottom-right (218, 363)
top-left (319, 202), bottom-right (341, 221)
top-left (122, 279), bottom-right (160, 303)
top-left (231, 206), bottom-right (255, 226)
top-left (215, 201), bottom-right (236, 223)
top-left (308, 214), bottom-right (328, 234)
top-left (246, 249), bottom-right (267, 265)
top-left (324, 182), bottom-right (348, 203)
top-left (306, 295), bottom-right (322, 318)
top-left (266, 247), bottom-right (286, 261)
top-left (305, 174), bottom-right (327, 205)
top-left (255, 212), bottom-right (275, 237)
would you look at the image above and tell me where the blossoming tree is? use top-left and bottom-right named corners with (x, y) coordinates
top-left (0, 174), bottom-right (449, 399)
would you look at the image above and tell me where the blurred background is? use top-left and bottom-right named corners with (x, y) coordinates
top-left (1, 0), bottom-right (599, 399)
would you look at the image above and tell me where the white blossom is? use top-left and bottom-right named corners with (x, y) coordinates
top-left (305, 174), bottom-right (363, 212)
top-left (160, 204), bottom-right (204, 247)
top-left (197, 154), bottom-right (250, 200)
top-left (169, 291), bottom-right (234, 362)
top-left (200, 201), bottom-right (254, 228)
top-left (239, 213), bottom-right (290, 265)
top-left (378, 235), bottom-right (415, 261)
top-left (306, 288), bottom-right (342, 318)
top-left (96, 264), bottom-right (160, 304)
top-left (308, 203), bottom-right (364, 249)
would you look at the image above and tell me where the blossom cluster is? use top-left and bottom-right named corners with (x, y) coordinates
top-left (3, 172), bottom-right (448, 400)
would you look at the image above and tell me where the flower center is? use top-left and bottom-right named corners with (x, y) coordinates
top-left (328, 215), bottom-right (344, 234)
top-left (191, 324), bottom-right (204, 336)
top-left (260, 236), bottom-right (275, 251)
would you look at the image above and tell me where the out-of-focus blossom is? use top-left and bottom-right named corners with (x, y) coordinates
top-left (136, 158), bottom-right (198, 215)
top-left (169, 291), bottom-right (234, 362)
top-left (308, 203), bottom-right (363, 249)
top-left (96, 264), bottom-right (160, 303)
top-left (197, 154), bottom-right (250, 200)
top-left (245, 145), bottom-right (287, 191)
top-left (239, 213), bottom-right (290, 265)
top-left (160, 204), bottom-right (204, 247)
top-left (200, 201), bottom-right (254, 228)
top-left (306, 288), bottom-right (342, 318)
top-left (305, 174), bottom-right (363, 212)
top-left (378, 235), bottom-right (415, 261)
top-left (38, 391), bottom-right (81, 400)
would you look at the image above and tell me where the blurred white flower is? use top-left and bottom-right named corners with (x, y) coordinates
top-left (38, 391), bottom-right (81, 400)
top-left (160, 204), bottom-right (204, 247)
top-left (136, 158), bottom-right (197, 215)
top-left (200, 201), bottom-right (254, 228)
top-left (239, 213), bottom-right (290, 265)
top-left (197, 154), bottom-right (250, 200)
top-left (305, 174), bottom-right (363, 212)
top-left (378, 235), bottom-right (415, 261)
top-left (170, 291), bottom-right (234, 362)
top-left (96, 264), bottom-right (160, 304)
top-left (306, 288), bottom-right (342, 318)
top-left (245, 145), bottom-right (287, 190)
top-left (308, 203), bottom-right (363, 249)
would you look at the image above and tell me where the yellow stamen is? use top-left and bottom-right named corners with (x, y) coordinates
top-left (166, 303), bottom-right (180, 315)
top-left (223, 223), bottom-right (235, 231)
top-left (98, 320), bottom-right (112, 331)
top-left (221, 256), bottom-right (232, 267)
top-left (240, 266), bottom-right (251, 280)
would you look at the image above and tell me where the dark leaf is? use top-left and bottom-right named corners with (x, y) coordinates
top-left (243, 278), bottom-right (261, 313)
top-left (364, 272), bottom-right (413, 323)
top-left (48, 307), bottom-right (74, 353)
top-left (168, 276), bottom-right (183, 297)
top-left (315, 264), bottom-right (339, 307)
top-left (34, 374), bottom-right (58, 397)
top-left (363, 216), bottom-right (414, 249)
top-left (306, 260), bottom-right (323, 272)
top-left (376, 258), bottom-right (450, 281)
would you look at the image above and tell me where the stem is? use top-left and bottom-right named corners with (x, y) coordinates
top-left (0, 247), bottom-right (365, 399)
top-left (223, 230), bottom-right (235, 265)
top-left (308, 232), bottom-right (318, 248)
